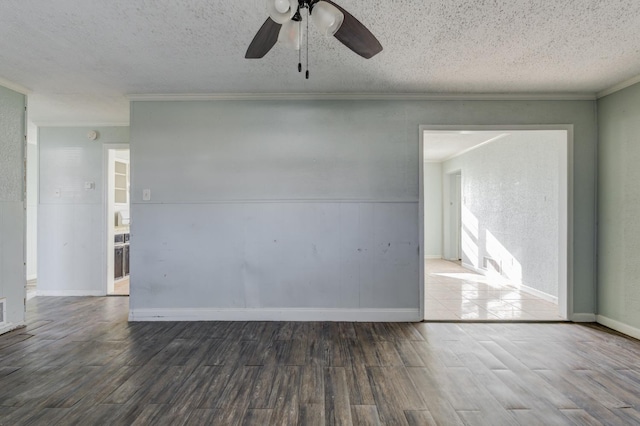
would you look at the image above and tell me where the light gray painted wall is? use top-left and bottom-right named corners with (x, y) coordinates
top-left (442, 131), bottom-right (565, 297)
top-left (131, 99), bottom-right (597, 317)
top-left (26, 125), bottom-right (38, 280)
top-left (0, 85), bottom-right (26, 329)
top-left (423, 162), bottom-right (443, 258)
top-left (598, 82), bottom-right (640, 330)
top-left (38, 126), bottom-right (129, 295)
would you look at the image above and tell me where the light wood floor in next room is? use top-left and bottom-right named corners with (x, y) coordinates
top-left (2, 297), bottom-right (640, 425)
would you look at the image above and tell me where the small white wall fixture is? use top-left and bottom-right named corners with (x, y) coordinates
top-left (419, 125), bottom-right (572, 321)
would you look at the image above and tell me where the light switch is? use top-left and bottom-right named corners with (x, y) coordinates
top-left (84, 181), bottom-right (95, 190)
top-left (143, 189), bottom-right (151, 201)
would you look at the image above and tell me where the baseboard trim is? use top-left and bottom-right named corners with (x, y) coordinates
top-left (129, 308), bottom-right (421, 322)
top-left (596, 315), bottom-right (640, 340)
top-left (424, 255), bottom-right (442, 259)
top-left (26, 274), bottom-right (37, 282)
top-left (36, 290), bottom-right (105, 297)
top-left (516, 284), bottom-right (558, 304)
top-left (0, 322), bottom-right (26, 336)
top-left (571, 313), bottom-right (596, 322)
top-left (460, 263), bottom-right (557, 303)
top-left (461, 262), bottom-right (484, 274)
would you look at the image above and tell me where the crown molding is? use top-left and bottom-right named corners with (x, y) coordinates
top-left (597, 74), bottom-right (640, 99)
top-left (33, 121), bottom-right (130, 128)
top-left (0, 76), bottom-right (31, 95)
top-left (127, 92), bottom-right (597, 102)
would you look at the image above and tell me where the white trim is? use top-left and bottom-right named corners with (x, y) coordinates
top-left (461, 262), bottom-right (483, 273)
top-left (33, 121), bottom-right (130, 128)
top-left (424, 255), bottom-right (442, 259)
top-left (36, 290), bottom-right (105, 297)
top-left (597, 315), bottom-right (640, 340)
top-left (597, 74), bottom-right (640, 99)
top-left (129, 308), bottom-right (421, 322)
top-left (418, 129), bottom-right (426, 320)
top-left (0, 322), bottom-right (26, 336)
top-left (571, 313), bottom-right (596, 322)
top-left (462, 263), bottom-right (559, 304)
top-left (127, 92), bottom-right (597, 102)
top-left (0, 77), bottom-right (30, 95)
top-left (27, 274), bottom-right (37, 281)
top-left (131, 199), bottom-right (419, 205)
top-left (517, 284), bottom-right (558, 304)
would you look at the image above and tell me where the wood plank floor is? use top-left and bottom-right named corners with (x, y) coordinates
top-left (1, 297), bottom-right (640, 425)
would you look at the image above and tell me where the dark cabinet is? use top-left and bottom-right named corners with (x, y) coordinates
top-left (114, 246), bottom-right (124, 279)
top-left (114, 233), bottom-right (130, 280)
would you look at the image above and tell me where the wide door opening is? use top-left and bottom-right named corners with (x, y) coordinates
top-left (420, 128), bottom-right (569, 321)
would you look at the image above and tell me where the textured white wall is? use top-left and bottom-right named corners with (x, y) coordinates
top-left (131, 99), bottom-right (597, 320)
top-left (0, 85), bottom-right (26, 330)
top-left (423, 162), bottom-right (443, 258)
top-left (38, 126), bottom-right (129, 295)
top-left (443, 131), bottom-right (565, 298)
top-left (598, 82), bottom-right (640, 334)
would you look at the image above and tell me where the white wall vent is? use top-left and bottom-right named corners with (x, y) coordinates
top-left (483, 256), bottom-right (502, 274)
top-left (0, 298), bottom-right (6, 326)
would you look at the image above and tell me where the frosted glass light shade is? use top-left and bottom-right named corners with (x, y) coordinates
top-left (278, 20), bottom-right (301, 50)
top-left (311, 1), bottom-right (344, 36)
top-left (266, 0), bottom-right (298, 24)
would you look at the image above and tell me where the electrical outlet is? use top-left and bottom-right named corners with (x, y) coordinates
top-left (54, 188), bottom-right (61, 197)
top-left (143, 189), bottom-right (151, 201)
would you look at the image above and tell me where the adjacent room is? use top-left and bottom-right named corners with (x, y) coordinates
top-left (1, 1), bottom-right (640, 424)
top-left (422, 129), bottom-right (568, 321)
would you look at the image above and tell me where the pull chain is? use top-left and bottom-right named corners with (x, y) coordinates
top-left (298, 19), bottom-right (302, 73)
top-left (305, 6), bottom-right (309, 79)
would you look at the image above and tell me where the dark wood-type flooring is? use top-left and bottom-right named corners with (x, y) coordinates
top-left (1, 297), bottom-right (640, 425)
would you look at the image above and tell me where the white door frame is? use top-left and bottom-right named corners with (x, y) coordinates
top-left (102, 144), bottom-right (129, 295)
top-left (419, 124), bottom-right (573, 321)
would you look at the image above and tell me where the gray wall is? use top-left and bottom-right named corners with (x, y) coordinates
top-left (443, 131), bottom-right (565, 298)
top-left (131, 99), bottom-right (597, 319)
top-left (26, 126), bottom-right (38, 281)
top-left (38, 126), bottom-right (129, 295)
top-left (423, 162), bottom-right (443, 258)
top-left (598, 82), bottom-right (640, 331)
top-left (0, 85), bottom-right (26, 330)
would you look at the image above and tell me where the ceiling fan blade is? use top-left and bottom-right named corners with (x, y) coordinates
top-left (245, 17), bottom-right (282, 59)
top-left (323, 0), bottom-right (382, 59)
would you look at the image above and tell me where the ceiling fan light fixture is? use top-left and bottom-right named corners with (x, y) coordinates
top-left (278, 19), bottom-right (301, 50)
top-left (311, 1), bottom-right (344, 37)
top-left (266, 0), bottom-right (298, 24)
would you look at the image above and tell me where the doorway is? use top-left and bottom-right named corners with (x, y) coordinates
top-left (419, 126), bottom-right (570, 321)
top-left (444, 171), bottom-right (462, 262)
top-left (105, 147), bottom-right (130, 296)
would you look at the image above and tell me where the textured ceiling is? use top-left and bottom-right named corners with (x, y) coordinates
top-left (1, 0), bottom-right (640, 123)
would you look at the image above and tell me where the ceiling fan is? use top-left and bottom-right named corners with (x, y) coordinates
top-left (246, 0), bottom-right (382, 77)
